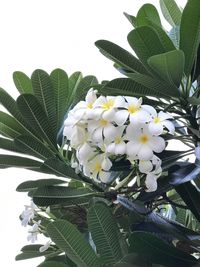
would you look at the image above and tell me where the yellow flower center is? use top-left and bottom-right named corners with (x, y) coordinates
top-left (100, 119), bottom-right (108, 126)
top-left (94, 163), bottom-right (102, 172)
top-left (153, 117), bottom-right (161, 124)
top-left (139, 134), bottom-right (149, 144)
top-left (114, 136), bottom-right (122, 144)
top-left (102, 100), bottom-right (114, 110)
top-left (128, 105), bottom-right (139, 114)
top-left (87, 103), bottom-right (93, 109)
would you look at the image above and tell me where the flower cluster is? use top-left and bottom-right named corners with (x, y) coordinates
top-left (63, 89), bottom-right (175, 192)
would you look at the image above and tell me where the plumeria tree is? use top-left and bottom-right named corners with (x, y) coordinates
top-left (0, 0), bottom-right (200, 266)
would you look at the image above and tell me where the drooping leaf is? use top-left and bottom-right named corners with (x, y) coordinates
top-left (148, 50), bottom-right (185, 87)
top-left (95, 40), bottom-right (147, 74)
top-left (16, 178), bottom-right (66, 192)
top-left (100, 78), bottom-right (171, 98)
top-left (32, 186), bottom-right (95, 199)
top-left (50, 68), bottom-right (69, 133)
top-left (180, 0), bottom-right (200, 75)
top-left (17, 94), bottom-right (57, 150)
top-left (88, 203), bottom-right (124, 265)
top-left (68, 72), bottom-right (83, 107)
top-left (0, 137), bottom-right (22, 153)
top-left (31, 69), bottom-right (57, 134)
top-left (37, 261), bottom-right (70, 267)
top-left (129, 231), bottom-right (197, 266)
top-left (0, 154), bottom-right (41, 170)
top-left (159, 0), bottom-right (182, 26)
top-left (136, 4), bottom-right (162, 28)
top-left (13, 71), bottom-right (33, 94)
top-left (40, 157), bottom-right (81, 181)
top-left (14, 135), bottom-right (54, 160)
top-left (47, 219), bottom-right (101, 267)
top-left (169, 26), bottom-right (180, 49)
top-left (175, 181), bottom-right (200, 222)
top-left (128, 26), bottom-right (165, 69)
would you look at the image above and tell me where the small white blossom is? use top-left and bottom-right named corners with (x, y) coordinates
top-left (139, 155), bottom-right (161, 174)
top-left (106, 126), bottom-right (127, 155)
top-left (21, 201), bottom-right (38, 227)
top-left (126, 125), bottom-right (165, 160)
top-left (39, 240), bottom-right (51, 253)
top-left (27, 220), bottom-right (41, 243)
top-left (147, 109), bottom-right (175, 136)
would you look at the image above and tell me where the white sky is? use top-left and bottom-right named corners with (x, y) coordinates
top-left (0, 0), bottom-right (187, 266)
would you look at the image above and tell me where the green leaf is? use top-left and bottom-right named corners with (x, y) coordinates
top-left (159, 0), bottom-right (182, 26)
top-left (128, 26), bottom-right (165, 69)
top-left (127, 73), bottom-right (180, 98)
top-left (123, 12), bottom-right (137, 28)
top-left (187, 97), bottom-right (200, 105)
top-left (31, 69), bottom-right (57, 134)
top-left (136, 4), bottom-right (162, 28)
top-left (148, 50), bottom-right (184, 87)
top-left (114, 263), bottom-right (135, 267)
top-left (0, 137), bottom-right (22, 153)
top-left (175, 181), bottom-right (200, 222)
top-left (14, 135), bottom-right (54, 160)
top-left (129, 231), bottom-right (198, 266)
top-left (47, 219), bottom-right (101, 267)
top-left (169, 26), bottom-right (180, 49)
top-left (32, 186), bottom-right (95, 199)
top-left (50, 69), bottom-right (69, 133)
top-left (68, 72), bottom-right (83, 107)
top-left (73, 75), bottom-right (98, 104)
top-left (17, 94), bottom-right (57, 150)
top-left (100, 78), bottom-right (170, 98)
top-left (37, 261), bottom-right (69, 267)
top-left (40, 157), bottom-right (81, 181)
top-left (88, 203), bottom-right (124, 265)
top-left (13, 71), bottom-right (33, 94)
top-left (16, 244), bottom-right (57, 261)
top-left (16, 178), bottom-right (66, 192)
top-left (95, 40), bottom-right (147, 74)
top-left (180, 0), bottom-right (200, 75)
top-left (0, 154), bottom-right (41, 169)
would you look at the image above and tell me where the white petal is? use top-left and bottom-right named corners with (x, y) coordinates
top-left (126, 141), bottom-right (141, 157)
top-left (145, 173), bottom-right (157, 192)
top-left (137, 109), bottom-right (151, 123)
top-left (137, 145), bottom-right (153, 160)
top-left (87, 121), bottom-right (99, 133)
top-left (114, 96), bottom-right (126, 107)
top-left (125, 124), bottom-right (141, 140)
top-left (92, 127), bottom-right (103, 142)
top-left (102, 157), bottom-right (112, 171)
top-left (102, 109), bottom-right (116, 121)
top-left (148, 122), bottom-right (163, 136)
top-left (149, 136), bottom-right (166, 153)
top-left (85, 89), bottom-right (97, 103)
top-left (99, 171), bottom-right (111, 183)
top-left (139, 160), bottom-right (153, 173)
top-left (142, 105), bottom-right (157, 117)
top-left (106, 143), bottom-right (115, 154)
top-left (104, 124), bottom-right (117, 140)
top-left (114, 110), bottom-right (129, 126)
top-left (158, 111), bottom-right (173, 121)
top-left (129, 114), bottom-right (140, 125)
top-left (93, 96), bottom-right (106, 107)
top-left (125, 96), bottom-right (140, 106)
top-left (115, 142), bottom-right (126, 155)
top-left (162, 120), bottom-right (175, 134)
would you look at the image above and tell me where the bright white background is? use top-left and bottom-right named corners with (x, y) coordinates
top-left (0, 0), bottom-right (187, 266)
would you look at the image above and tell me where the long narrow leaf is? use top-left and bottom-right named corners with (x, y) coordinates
top-left (159, 0), bottom-right (182, 26)
top-left (0, 154), bottom-right (41, 169)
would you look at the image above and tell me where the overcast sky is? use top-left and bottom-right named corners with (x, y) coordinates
top-left (0, 0), bottom-right (187, 266)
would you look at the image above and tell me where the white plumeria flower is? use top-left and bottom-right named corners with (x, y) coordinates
top-left (21, 201), bottom-right (38, 227)
top-left (146, 108), bottom-right (175, 136)
top-left (139, 155), bottom-right (161, 174)
top-left (87, 119), bottom-right (117, 143)
top-left (114, 96), bottom-right (151, 126)
top-left (106, 126), bottom-right (127, 155)
top-left (72, 89), bottom-right (98, 120)
top-left (93, 95), bottom-right (122, 120)
top-left (83, 154), bottom-right (112, 183)
top-left (126, 125), bottom-right (165, 160)
top-left (39, 240), bottom-right (51, 253)
top-left (27, 220), bottom-right (41, 243)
